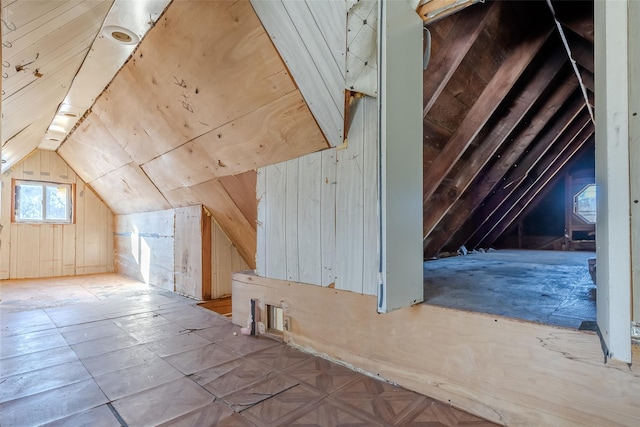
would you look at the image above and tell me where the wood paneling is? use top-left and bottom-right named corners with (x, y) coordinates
top-left (233, 272), bottom-right (640, 427)
top-left (141, 91), bottom-right (326, 192)
top-left (164, 179), bottom-right (256, 269)
top-left (211, 219), bottom-right (250, 299)
top-left (114, 209), bottom-right (175, 291)
top-left (115, 205), bottom-right (248, 299)
top-left (55, 0), bottom-right (330, 265)
top-left (1, 1), bottom-right (114, 171)
top-left (87, 163), bottom-right (170, 215)
top-left (174, 205), bottom-right (211, 300)
top-left (0, 150), bottom-right (113, 279)
top-left (251, 0), bottom-right (345, 146)
top-left (256, 96), bottom-right (378, 294)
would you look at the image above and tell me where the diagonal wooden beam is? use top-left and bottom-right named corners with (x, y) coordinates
top-left (463, 108), bottom-right (592, 250)
top-left (477, 130), bottom-right (594, 248)
top-left (422, 27), bottom-right (552, 207)
top-left (423, 2), bottom-right (496, 117)
top-left (554, 1), bottom-right (594, 44)
top-left (465, 115), bottom-right (593, 249)
top-left (422, 47), bottom-right (571, 240)
top-left (566, 31), bottom-right (594, 73)
top-left (424, 96), bottom-right (588, 256)
top-left (502, 141), bottom-right (594, 242)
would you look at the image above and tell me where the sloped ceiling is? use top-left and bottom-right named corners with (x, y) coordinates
top-left (1, 0), bottom-right (170, 170)
top-left (1, 0), bottom-right (113, 168)
top-left (421, 0), bottom-right (595, 257)
top-left (3, 0), bottom-right (597, 266)
top-left (57, 0), bottom-right (329, 266)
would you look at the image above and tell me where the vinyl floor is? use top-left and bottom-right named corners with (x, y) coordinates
top-left (1, 274), bottom-right (497, 426)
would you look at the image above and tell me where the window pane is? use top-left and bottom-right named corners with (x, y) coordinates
top-left (18, 184), bottom-right (44, 220)
top-left (574, 184), bottom-right (597, 224)
top-left (46, 185), bottom-right (68, 220)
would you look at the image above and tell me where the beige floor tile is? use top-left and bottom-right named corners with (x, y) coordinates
top-left (144, 332), bottom-right (211, 357)
top-left (40, 404), bottom-right (121, 427)
top-left (0, 379), bottom-right (108, 427)
top-left (94, 357), bottom-right (184, 400)
top-left (164, 343), bottom-right (239, 375)
top-left (0, 345), bottom-right (78, 379)
top-left (80, 344), bottom-right (159, 377)
top-left (112, 377), bottom-right (214, 427)
top-left (0, 360), bottom-right (91, 403)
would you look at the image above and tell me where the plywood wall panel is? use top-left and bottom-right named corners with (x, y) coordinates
top-left (251, 0), bottom-right (345, 146)
top-left (59, 121), bottom-right (133, 183)
top-left (163, 179), bottom-right (256, 269)
top-left (218, 172), bottom-right (257, 231)
top-left (141, 91), bottom-right (327, 192)
top-left (174, 205), bottom-right (210, 300)
top-left (255, 97), bottom-right (379, 293)
top-left (233, 272), bottom-right (640, 427)
top-left (114, 209), bottom-right (175, 291)
top-left (88, 163), bottom-right (170, 215)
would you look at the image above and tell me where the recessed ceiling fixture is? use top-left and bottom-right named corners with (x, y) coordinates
top-left (102, 25), bottom-right (139, 45)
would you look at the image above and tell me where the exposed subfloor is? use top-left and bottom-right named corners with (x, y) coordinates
top-left (423, 249), bottom-right (596, 329)
top-left (0, 274), bottom-right (497, 427)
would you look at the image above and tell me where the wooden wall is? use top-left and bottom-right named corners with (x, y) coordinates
top-left (256, 96), bottom-right (378, 294)
top-left (251, 0), bottom-right (346, 147)
top-left (58, 0), bottom-right (329, 268)
top-left (115, 205), bottom-right (248, 299)
top-left (0, 150), bottom-right (114, 279)
top-left (233, 272), bottom-right (640, 427)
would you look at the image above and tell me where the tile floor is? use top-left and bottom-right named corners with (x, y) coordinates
top-left (1, 274), bottom-right (497, 426)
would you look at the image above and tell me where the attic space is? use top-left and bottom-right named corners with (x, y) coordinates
top-left (420, 0), bottom-right (597, 328)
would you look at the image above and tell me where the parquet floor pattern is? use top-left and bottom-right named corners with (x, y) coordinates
top-left (0, 274), bottom-right (499, 427)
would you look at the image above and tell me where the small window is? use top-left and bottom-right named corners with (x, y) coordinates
top-left (14, 180), bottom-right (73, 224)
top-left (573, 183), bottom-right (596, 224)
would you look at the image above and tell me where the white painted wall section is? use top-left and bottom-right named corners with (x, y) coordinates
top-left (594, 0), bottom-right (632, 363)
top-left (256, 96), bottom-right (379, 294)
top-left (377, 0), bottom-right (424, 312)
top-left (250, 0), bottom-right (346, 146)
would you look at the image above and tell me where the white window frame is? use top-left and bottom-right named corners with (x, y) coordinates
top-left (13, 180), bottom-right (73, 224)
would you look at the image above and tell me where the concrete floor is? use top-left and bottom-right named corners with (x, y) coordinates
top-left (1, 274), bottom-right (497, 426)
top-left (423, 249), bottom-right (596, 329)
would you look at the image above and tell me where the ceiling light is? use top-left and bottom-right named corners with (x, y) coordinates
top-left (102, 25), bottom-right (139, 45)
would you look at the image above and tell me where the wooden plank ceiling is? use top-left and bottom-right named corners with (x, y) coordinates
top-left (57, 0), bottom-right (329, 267)
top-left (421, 0), bottom-right (595, 258)
top-left (1, 0), bottom-right (114, 168)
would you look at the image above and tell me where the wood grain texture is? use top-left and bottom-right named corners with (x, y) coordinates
top-left (174, 205), bottom-right (210, 300)
top-left (88, 163), bottom-right (170, 215)
top-left (141, 91), bottom-right (327, 192)
top-left (233, 272), bottom-right (640, 427)
top-left (251, 0), bottom-right (344, 146)
top-left (422, 28), bottom-right (551, 206)
top-left (422, 2), bottom-right (495, 117)
top-left (254, 96), bottom-right (378, 294)
top-left (218, 172), bottom-right (257, 232)
top-left (164, 179), bottom-right (256, 269)
top-left (114, 209), bottom-right (175, 291)
top-left (0, 150), bottom-right (113, 279)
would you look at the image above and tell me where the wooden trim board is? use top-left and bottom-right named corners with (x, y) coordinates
top-left (232, 272), bottom-right (640, 427)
